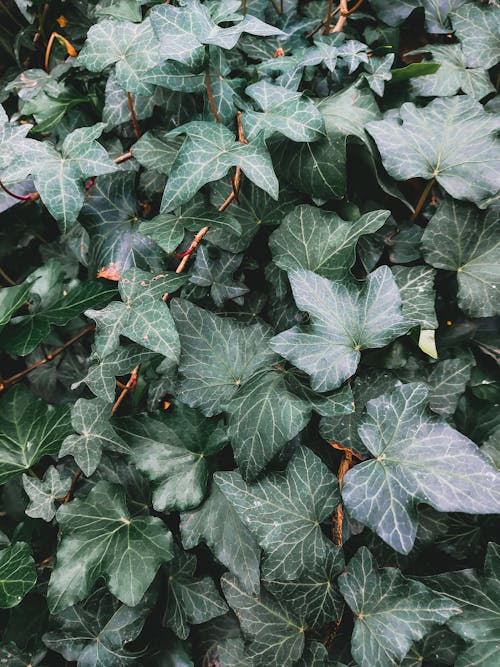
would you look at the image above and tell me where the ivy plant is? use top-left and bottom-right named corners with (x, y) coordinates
top-left (0, 0), bottom-right (499, 665)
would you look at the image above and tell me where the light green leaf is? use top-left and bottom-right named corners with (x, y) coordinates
top-left (215, 447), bottom-right (340, 581)
top-left (221, 574), bottom-right (305, 667)
top-left (160, 122), bottom-right (278, 212)
top-left (342, 383), bottom-right (500, 554)
top-left (22, 466), bottom-right (71, 522)
top-left (391, 265), bottom-right (437, 330)
top-left (363, 54), bottom-right (394, 96)
top-left (164, 547), bottom-right (228, 640)
top-left (170, 299), bottom-right (277, 416)
top-left (243, 81), bottom-right (325, 142)
top-left (116, 404), bottom-right (227, 512)
top-left (180, 484), bottom-right (261, 596)
top-left (409, 45), bottom-right (494, 101)
top-left (269, 205), bottom-right (390, 280)
top-left (0, 281), bottom-right (32, 333)
top-left (48, 481), bottom-right (174, 612)
top-left (77, 18), bottom-right (162, 95)
top-left (366, 96), bottom-right (500, 208)
top-left (338, 547), bottom-right (460, 667)
top-left (0, 385), bottom-right (71, 484)
top-left (422, 197), bottom-right (500, 317)
top-left (225, 369), bottom-right (310, 480)
top-left (265, 547), bottom-right (344, 629)
top-left (0, 543), bottom-right (36, 609)
top-left (451, 2), bottom-right (500, 69)
top-left (86, 268), bottom-right (182, 360)
top-left (59, 398), bottom-right (128, 476)
top-left (271, 267), bottom-right (413, 392)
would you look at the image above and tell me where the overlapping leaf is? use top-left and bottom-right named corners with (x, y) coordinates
top-left (0, 543), bottom-right (36, 609)
top-left (22, 466), bottom-right (71, 522)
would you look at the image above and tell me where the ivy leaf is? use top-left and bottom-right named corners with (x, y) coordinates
top-left (59, 398), bottom-right (128, 476)
top-left (164, 547), bottom-right (228, 640)
top-left (338, 547), bottom-right (460, 667)
top-left (0, 281), bottom-right (32, 333)
top-left (22, 466), bottom-right (71, 522)
top-left (265, 548), bottom-right (344, 628)
top-left (409, 45), bottom-right (494, 101)
top-left (427, 357), bottom-right (473, 416)
top-left (189, 246), bottom-right (248, 307)
top-left (77, 18), bottom-right (162, 96)
top-left (116, 405), bottom-right (227, 512)
top-left (221, 574), bottom-right (305, 667)
top-left (180, 484), bottom-right (261, 596)
top-left (342, 383), bottom-right (500, 554)
top-left (451, 2), bottom-right (500, 69)
top-left (422, 197), bottom-right (500, 317)
top-left (43, 589), bottom-right (152, 667)
top-left (269, 205), bottom-right (390, 280)
top-left (242, 81), bottom-right (325, 142)
top-left (31, 123), bottom-right (117, 231)
top-left (391, 266), bottom-right (438, 330)
top-left (160, 122), bottom-right (279, 212)
top-left (225, 369), bottom-right (311, 481)
top-left (80, 172), bottom-right (164, 280)
top-left (0, 385), bottom-right (71, 485)
top-left (336, 40), bottom-right (369, 73)
top-left (366, 96), bottom-right (500, 207)
top-left (74, 344), bottom-right (155, 402)
top-left (363, 54), bottom-right (394, 96)
top-left (271, 267), bottom-right (412, 392)
top-left (86, 268), bottom-right (182, 360)
top-left (215, 447), bottom-right (340, 581)
top-left (0, 543), bottom-right (36, 609)
top-left (421, 542), bottom-right (500, 667)
top-left (369, 0), bottom-right (462, 33)
top-left (48, 480), bottom-right (174, 612)
top-left (170, 299), bottom-right (277, 416)
top-left (0, 279), bottom-right (114, 357)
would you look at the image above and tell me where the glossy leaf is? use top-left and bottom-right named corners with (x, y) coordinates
top-left (22, 466), bottom-right (71, 522)
top-left (0, 543), bottom-right (36, 609)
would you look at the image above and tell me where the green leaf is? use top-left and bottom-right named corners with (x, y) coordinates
top-left (451, 2), bottom-right (500, 69)
top-left (421, 542), bottom-right (500, 667)
top-left (22, 466), bottom-right (71, 522)
top-left (189, 246), bottom-right (248, 307)
top-left (427, 357), bottom-right (473, 416)
top-left (338, 547), bottom-right (460, 667)
top-left (43, 588), bottom-right (152, 666)
top-left (164, 546), bottom-right (228, 640)
top-left (170, 299), bottom-right (277, 416)
top-left (225, 369), bottom-right (310, 481)
top-left (342, 383), bottom-right (500, 554)
top-left (0, 543), bottom-right (36, 609)
top-left (366, 96), bottom-right (500, 208)
top-left (0, 385), bottom-right (71, 484)
top-left (363, 54), bottom-right (394, 96)
top-left (77, 18), bottom-right (162, 96)
top-left (221, 574), bottom-right (305, 667)
top-left (389, 62), bottom-right (441, 84)
top-left (0, 281), bottom-right (32, 333)
top-left (215, 447), bottom-right (340, 581)
top-left (265, 547), bottom-right (344, 629)
top-left (391, 266), bottom-right (437, 330)
top-left (271, 267), bottom-right (413, 392)
top-left (269, 205), bottom-right (390, 280)
top-left (31, 123), bottom-right (118, 231)
top-left (408, 45), bottom-right (494, 101)
top-left (180, 484), bottom-right (261, 596)
top-left (160, 122), bottom-right (278, 212)
top-left (86, 268), bottom-right (182, 360)
top-left (369, 0), bottom-right (462, 33)
top-left (48, 480), bottom-right (174, 612)
top-left (242, 81), bottom-right (325, 142)
top-left (59, 398), bottom-right (128, 476)
top-left (116, 404), bottom-right (227, 512)
top-left (422, 197), bottom-right (500, 317)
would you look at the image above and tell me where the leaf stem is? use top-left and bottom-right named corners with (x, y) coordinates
top-left (204, 70), bottom-right (222, 123)
top-left (218, 111), bottom-right (247, 212)
top-left (175, 227), bottom-right (210, 273)
top-left (126, 92), bottom-right (141, 139)
top-left (323, 0), bottom-right (335, 34)
top-left (44, 32), bottom-right (77, 72)
top-left (111, 364), bottom-right (140, 415)
top-left (410, 178), bottom-right (435, 222)
top-left (0, 325), bottom-right (96, 393)
top-left (57, 469), bottom-right (82, 503)
top-left (0, 179), bottom-right (37, 201)
top-left (0, 266), bottom-right (16, 285)
top-left (114, 151), bottom-right (133, 164)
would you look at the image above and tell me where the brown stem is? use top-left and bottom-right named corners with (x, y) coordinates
top-left (35, 555), bottom-right (53, 569)
top-left (410, 178), bottom-right (435, 222)
top-left (331, 0), bottom-right (348, 33)
top-left (344, 0), bottom-right (364, 15)
top-left (126, 92), bottom-right (141, 139)
top-left (204, 71), bottom-right (222, 123)
top-left (57, 469), bottom-right (82, 504)
top-left (44, 32), bottom-right (77, 72)
top-left (0, 266), bottom-right (16, 286)
top-left (112, 364), bottom-right (140, 415)
top-left (217, 112), bottom-right (247, 212)
top-left (175, 226), bottom-right (210, 273)
top-left (114, 151), bottom-right (133, 165)
top-left (0, 179), bottom-right (37, 201)
top-left (323, 0), bottom-right (335, 34)
top-left (0, 325), bottom-right (95, 393)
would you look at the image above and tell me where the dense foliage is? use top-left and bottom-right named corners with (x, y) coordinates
top-left (0, 0), bottom-right (499, 665)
